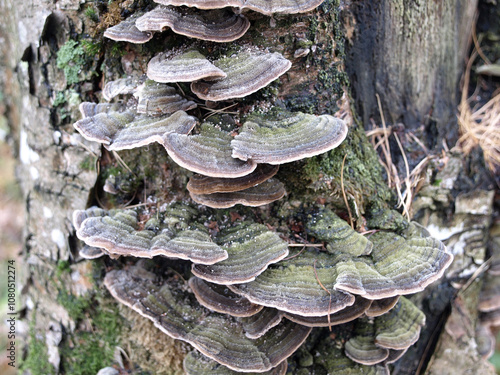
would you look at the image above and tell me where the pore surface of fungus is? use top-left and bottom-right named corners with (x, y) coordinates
top-left (189, 178), bottom-right (286, 208)
top-left (147, 49), bottom-right (226, 83)
top-left (136, 6), bottom-right (250, 42)
top-left (231, 110), bottom-right (348, 164)
top-left (105, 264), bottom-right (311, 372)
top-left (73, 110), bottom-right (197, 151)
top-left (187, 164), bottom-right (279, 194)
top-left (192, 222), bottom-right (289, 284)
top-left (103, 13), bottom-right (153, 43)
top-left (164, 123), bottom-right (257, 177)
top-left (191, 51), bottom-right (291, 101)
top-left (188, 276), bottom-right (263, 317)
top-left (365, 296), bottom-right (400, 317)
top-left (283, 296), bottom-right (372, 327)
top-left (153, 0), bottom-right (325, 15)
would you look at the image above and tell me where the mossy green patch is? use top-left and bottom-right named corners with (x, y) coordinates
top-left (59, 297), bottom-right (123, 375)
top-left (299, 122), bottom-right (394, 218)
top-left (79, 155), bottom-right (97, 171)
top-left (20, 315), bottom-right (55, 375)
top-left (53, 259), bottom-right (124, 375)
top-left (57, 40), bottom-right (86, 85)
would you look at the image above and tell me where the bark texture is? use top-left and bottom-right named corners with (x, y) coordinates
top-left (1, 0), bottom-right (497, 374)
top-left (346, 0), bottom-right (478, 147)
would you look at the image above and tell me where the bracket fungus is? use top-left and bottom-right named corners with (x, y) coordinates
top-left (188, 276), bottom-right (263, 317)
top-left (153, 0), bottom-right (326, 15)
top-left (102, 77), bottom-right (144, 101)
top-left (136, 6), bottom-right (250, 42)
top-left (74, 207), bottom-right (228, 264)
top-left (191, 51), bottom-right (292, 101)
top-left (231, 110), bottom-right (348, 165)
top-left (164, 123), bottom-right (257, 177)
top-left (283, 296), bottom-right (372, 328)
top-left (189, 178), bottom-right (286, 208)
top-left (187, 164), bottom-right (279, 195)
top-left (105, 263), bottom-right (311, 372)
top-left (192, 222), bottom-right (290, 284)
top-left (103, 13), bottom-right (153, 44)
top-left (345, 297), bottom-right (425, 366)
top-left (228, 250), bottom-right (356, 317)
top-left (134, 80), bottom-right (197, 115)
top-left (79, 102), bottom-right (124, 119)
top-left (74, 110), bottom-right (197, 151)
top-left (183, 350), bottom-right (288, 375)
top-left (307, 209), bottom-right (372, 257)
top-left (70, 0), bottom-right (458, 371)
top-left (147, 49), bottom-right (226, 83)
top-left (238, 308), bottom-right (284, 339)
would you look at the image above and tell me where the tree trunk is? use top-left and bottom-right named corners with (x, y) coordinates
top-left (2, 0), bottom-right (497, 374)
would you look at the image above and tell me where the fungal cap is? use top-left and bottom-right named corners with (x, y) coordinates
top-left (365, 296), bottom-right (400, 317)
top-left (154, 0), bottom-right (326, 15)
top-left (239, 308), bottom-right (284, 339)
top-left (73, 110), bottom-right (197, 151)
top-left (187, 164), bottom-right (279, 194)
top-left (134, 80), bottom-right (197, 115)
top-left (345, 320), bottom-right (389, 365)
top-left (136, 6), bottom-right (250, 43)
top-left (192, 222), bottom-right (289, 285)
top-left (75, 208), bottom-right (228, 264)
top-left (374, 297), bottom-right (426, 350)
top-left (231, 110), bottom-right (348, 164)
top-left (164, 123), bottom-right (257, 177)
top-left (79, 245), bottom-right (106, 259)
top-left (283, 296), bottom-right (372, 327)
top-left (147, 49), bottom-right (226, 83)
top-left (307, 209), bottom-right (372, 257)
top-left (191, 51), bottom-right (291, 101)
top-left (333, 231), bottom-right (453, 299)
top-left (229, 250), bottom-right (356, 316)
top-left (104, 264), bottom-right (311, 372)
top-left (189, 277), bottom-right (263, 317)
top-left (183, 350), bottom-right (288, 375)
top-left (189, 178), bottom-right (286, 208)
top-left (79, 102), bottom-right (125, 118)
top-left (103, 14), bottom-right (153, 43)
top-left (102, 77), bottom-right (143, 101)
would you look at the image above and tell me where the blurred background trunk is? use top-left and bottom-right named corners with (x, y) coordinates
top-left (0, 0), bottom-right (498, 374)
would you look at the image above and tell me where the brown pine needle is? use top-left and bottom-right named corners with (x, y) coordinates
top-left (313, 259), bottom-right (332, 330)
top-left (112, 150), bottom-right (134, 174)
top-left (282, 246), bottom-right (307, 261)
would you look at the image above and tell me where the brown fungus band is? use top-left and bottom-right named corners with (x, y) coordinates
top-left (103, 13), bottom-right (153, 43)
top-left (154, 0), bottom-right (326, 15)
top-left (136, 6), bottom-right (250, 42)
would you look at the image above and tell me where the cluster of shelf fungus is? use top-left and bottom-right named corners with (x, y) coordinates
top-left (72, 0), bottom-right (454, 374)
